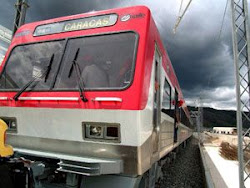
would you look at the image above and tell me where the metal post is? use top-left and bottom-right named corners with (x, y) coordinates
top-left (230, 0), bottom-right (250, 187)
top-left (197, 115), bottom-right (201, 143)
top-left (19, 0), bottom-right (29, 27)
top-left (190, 110), bottom-right (201, 142)
top-left (199, 107), bottom-right (203, 144)
top-left (13, 0), bottom-right (22, 36)
top-left (12, 0), bottom-right (29, 37)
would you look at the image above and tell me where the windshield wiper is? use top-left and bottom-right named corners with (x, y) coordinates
top-left (44, 54), bottom-right (54, 82)
top-left (68, 48), bottom-right (88, 102)
top-left (13, 54), bottom-right (54, 101)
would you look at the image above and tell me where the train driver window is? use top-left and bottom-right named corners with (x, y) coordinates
top-left (161, 79), bottom-right (172, 115)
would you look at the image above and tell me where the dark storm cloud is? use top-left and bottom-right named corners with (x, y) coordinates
top-left (0, 0), bottom-right (16, 29)
top-left (150, 0), bottom-right (236, 109)
top-left (167, 36), bottom-right (234, 91)
top-left (0, 0), bottom-right (241, 109)
top-left (170, 28), bottom-right (233, 91)
top-left (25, 0), bottom-right (119, 22)
top-left (0, 0), bottom-right (120, 29)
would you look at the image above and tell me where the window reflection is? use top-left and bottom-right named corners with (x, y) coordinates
top-left (0, 41), bottom-right (64, 90)
top-left (55, 32), bottom-right (136, 90)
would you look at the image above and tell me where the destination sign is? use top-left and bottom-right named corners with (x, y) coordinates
top-left (34, 14), bottom-right (118, 36)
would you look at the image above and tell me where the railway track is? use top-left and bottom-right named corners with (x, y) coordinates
top-left (157, 137), bottom-right (205, 188)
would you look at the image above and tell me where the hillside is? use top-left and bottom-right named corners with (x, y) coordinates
top-left (188, 106), bottom-right (240, 128)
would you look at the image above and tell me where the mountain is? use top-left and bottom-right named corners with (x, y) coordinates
top-left (187, 106), bottom-right (245, 128)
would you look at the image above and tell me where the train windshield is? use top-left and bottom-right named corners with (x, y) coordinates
top-left (0, 40), bottom-right (64, 90)
top-left (0, 32), bottom-right (137, 91)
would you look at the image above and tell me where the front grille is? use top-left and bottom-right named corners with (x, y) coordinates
top-left (57, 160), bottom-right (100, 176)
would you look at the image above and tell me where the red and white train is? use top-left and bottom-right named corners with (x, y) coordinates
top-left (0, 6), bottom-right (192, 188)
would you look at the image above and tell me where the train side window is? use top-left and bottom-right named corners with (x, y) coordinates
top-left (162, 79), bottom-right (171, 110)
top-left (171, 89), bottom-right (175, 110)
top-left (161, 79), bottom-right (175, 117)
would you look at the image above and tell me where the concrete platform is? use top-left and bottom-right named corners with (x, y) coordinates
top-left (199, 135), bottom-right (250, 188)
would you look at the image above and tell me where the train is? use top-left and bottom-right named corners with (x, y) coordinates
top-left (0, 6), bottom-right (192, 188)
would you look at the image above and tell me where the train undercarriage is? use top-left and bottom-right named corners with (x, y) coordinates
top-left (0, 139), bottom-right (189, 188)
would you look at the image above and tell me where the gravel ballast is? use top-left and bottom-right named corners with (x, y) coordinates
top-left (157, 137), bottom-right (205, 188)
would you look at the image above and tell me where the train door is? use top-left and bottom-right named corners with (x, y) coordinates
top-left (152, 46), bottom-right (162, 154)
top-left (173, 89), bottom-right (180, 143)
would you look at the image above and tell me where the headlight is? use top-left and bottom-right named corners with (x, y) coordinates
top-left (83, 122), bottom-right (120, 142)
top-left (86, 124), bottom-right (104, 138)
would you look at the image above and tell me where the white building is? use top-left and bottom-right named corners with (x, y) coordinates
top-left (213, 127), bottom-right (237, 135)
top-left (0, 25), bottom-right (12, 65)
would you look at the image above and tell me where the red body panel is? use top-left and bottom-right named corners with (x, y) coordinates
top-left (0, 6), bottom-right (188, 116)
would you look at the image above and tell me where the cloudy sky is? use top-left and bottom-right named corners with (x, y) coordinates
top-left (0, 0), bottom-right (244, 110)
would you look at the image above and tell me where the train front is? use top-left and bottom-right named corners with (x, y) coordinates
top-left (0, 6), bottom-right (152, 177)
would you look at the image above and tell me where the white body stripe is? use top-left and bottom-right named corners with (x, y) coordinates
top-left (18, 97), bottom-right (79, 101)
top-left (0, 97), bottom-right (8, 100)
top-left (92, 97), bottom-right (122, 102)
